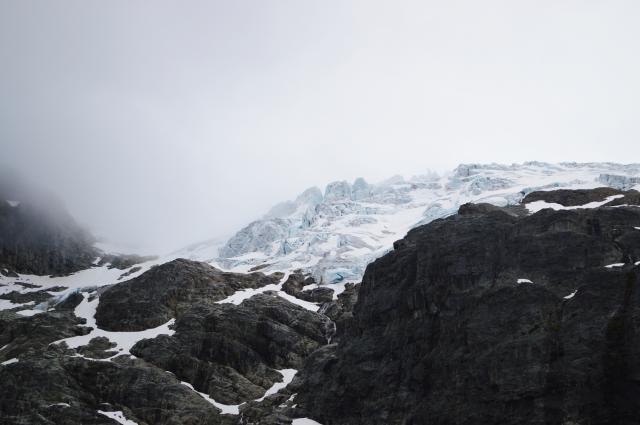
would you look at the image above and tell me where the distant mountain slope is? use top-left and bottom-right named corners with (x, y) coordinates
top-left (0, 176), bottom-right (98, 276)
top-left (216, 162), bottom-right (640, 286)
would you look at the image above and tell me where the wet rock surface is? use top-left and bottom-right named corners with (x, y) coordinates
top-left (296, 190), bottom-right (640, 424)
top-left (320, 282), bottom-right (359, 343)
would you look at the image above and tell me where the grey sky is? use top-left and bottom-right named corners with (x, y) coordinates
top-left (1, 0), bottom-right (639, 253)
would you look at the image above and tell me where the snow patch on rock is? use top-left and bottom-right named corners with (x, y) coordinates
top-left (292, 419), bottom-right (324, 425)
top-left (180, 381), bottom-right (241, 415)
top-left (97, 410), bottom-right (139, 425)
top-left (525, 194), bottom-right (624, 213)
top-left (53, 293), bottom-right (175, 360)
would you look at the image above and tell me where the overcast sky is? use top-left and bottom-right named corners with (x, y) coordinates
top-left (1, 0), bottom-right (639, 253)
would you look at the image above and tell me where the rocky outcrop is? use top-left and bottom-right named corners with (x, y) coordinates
top-left (320, 282), bottom-right (359, 343)
top-left (0, 350), bottom-right (233, 425)
top-left (98, 254), bottom-right (156, 270)
top-left (95, 259), bottom-right (281, 331)
top-left (296, 190), bottom-right (640, 425)
top-left (282, 272), bottom-right (334, 303)
top-left (296, 287), bottom-right (334, 303)
top-left (132, 293), bottom-right (326, 404)
top-left (0, 310), bottom-right (89, 362)
top-left (282, 272), bottom-right (312, 295)
top-left (0, 262), bottom-right (326, 424)
top-left (522, 187), bottom-right (625, 206)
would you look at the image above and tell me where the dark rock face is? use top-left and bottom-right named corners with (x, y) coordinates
top-left (282, 272), bottom-right (315, 296)
top-left (98, 254), bottom-right (156, 270)
top-left (132, 293), bottom-right (327, 404)
top-left (282, 272), bottom-right (335, 303)
top-left (297, 287), bottom-right (334, 304)
top-left (522, 187), bottom-right (626, 206)
top-left (522, 187), bottom-right (640, 209)
top-left (77, 337), bottom-right (118, 359)
top-left (95, 259), bottom-right (281, 331)
top-left (0, 263), bottom-right (326, 424)
top-left (4, 187), bottom-right (640, 425)
top-left (321, 282), bottom-right (359, 343)
top-left (0, 199), bottom-right (97, 276)
top-left (0, 351), bottom-right (234, 425)
top-left (0, 310), bottom-right (89, 361)
top-left (0, 288), bottom-right (63, 305)
top-left (297, 193), bottom-right (640, 425)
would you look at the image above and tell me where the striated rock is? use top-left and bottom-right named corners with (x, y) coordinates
top-left (297, 287), bottom-right (334, 304)
top-left (282, 272), bottom-right (333, 303)
top-left (99, 254), bottom-right (156, 270)
top-left (320, 282), bottom-right (359, 343)
top-left (76, 337), bottom-right (118, 359)
top-left (131, 293), bottom-right (326, 404)
top-left (0, 288), bottom-right (64, 305)
top-left (282, 272), bottom-right (309, 295)
top-left (0, 351), bottom-right (234, 425)
top-left (95, 258), bottom-right (280, 331)
top-left (0, 310), bottom-right (89, 362)
top-left (522, 187), bottom-right (626, 206)
top-left (297, 190), bottom-right (640, 425)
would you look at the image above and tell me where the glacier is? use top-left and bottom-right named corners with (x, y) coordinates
top-left (210, 162), bottom-right (640, 291)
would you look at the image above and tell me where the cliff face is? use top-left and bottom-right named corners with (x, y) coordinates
top-left (298, 190), bottom-right (640, 425)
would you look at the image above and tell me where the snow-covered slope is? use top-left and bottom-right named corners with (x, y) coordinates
top-left (214, 162), bottom-right (640, 288)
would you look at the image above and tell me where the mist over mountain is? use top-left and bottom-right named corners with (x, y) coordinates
top-left (2, 164), bottom-right (640, 424)
top-left (3, 1), bottom-right (640, 254)
top-left (3, 1), bottom-right (640, 424)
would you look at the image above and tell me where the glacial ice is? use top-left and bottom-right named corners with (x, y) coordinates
top-left (214, 163), bottom-right (640, 286)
